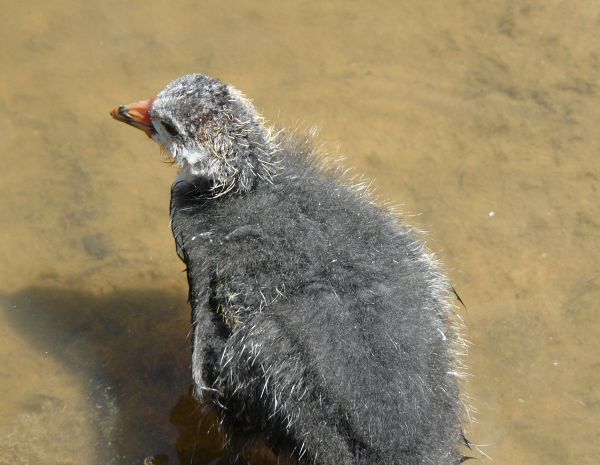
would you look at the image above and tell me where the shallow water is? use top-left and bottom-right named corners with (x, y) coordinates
top-left (1, 1), bottom-right (599, 464)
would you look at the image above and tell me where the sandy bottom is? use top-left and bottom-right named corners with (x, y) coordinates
top-left (1, 1), bottom-right (598, 464)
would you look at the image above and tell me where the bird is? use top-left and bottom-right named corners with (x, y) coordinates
top-left (111, 74), bottom-right (467, 465)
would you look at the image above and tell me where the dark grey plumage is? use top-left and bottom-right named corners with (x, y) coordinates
top-left (114, 74), bottom-right (466, 465)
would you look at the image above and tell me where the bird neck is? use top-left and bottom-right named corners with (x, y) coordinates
top-left (182, 133), bottom-right (279, 198)
top-left (216, 119), bottom-right (281, 195)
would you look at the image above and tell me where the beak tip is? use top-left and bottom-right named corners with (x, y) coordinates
top-left (110, 106), bottom-right (121, 120)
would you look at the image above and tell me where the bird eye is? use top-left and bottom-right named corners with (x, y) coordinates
top-left (162, 121), bottom-right (179, 137)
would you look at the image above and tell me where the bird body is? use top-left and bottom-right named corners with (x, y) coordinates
top-left (112, 75), bottom-right (465, 465)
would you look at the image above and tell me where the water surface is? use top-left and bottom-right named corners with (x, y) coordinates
top-left (1, 1), bottom-right (599, 464)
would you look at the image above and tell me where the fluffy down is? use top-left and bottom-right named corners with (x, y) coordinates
top-left (170, 132), bottom-right (464, 465)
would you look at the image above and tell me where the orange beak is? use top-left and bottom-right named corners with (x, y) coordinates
top-left (110, 98), bottom-right (155, 137)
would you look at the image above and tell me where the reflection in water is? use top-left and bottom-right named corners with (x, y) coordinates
top-left (169, 391), bottom-right (222, 465)
top-left (1, 287), bottom-right (223, 464)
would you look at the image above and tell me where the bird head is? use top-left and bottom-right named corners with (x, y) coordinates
top-left (111, 74), bottom-right (275, 193)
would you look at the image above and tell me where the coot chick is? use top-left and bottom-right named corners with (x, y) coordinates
top-left (111, 74), bottom-right (466, 465)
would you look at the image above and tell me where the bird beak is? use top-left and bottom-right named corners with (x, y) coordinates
top-left (110, 98), bottom-right (155, 137)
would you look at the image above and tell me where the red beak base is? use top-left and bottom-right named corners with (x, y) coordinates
top-left (110, 98), bottom-right (155, 137)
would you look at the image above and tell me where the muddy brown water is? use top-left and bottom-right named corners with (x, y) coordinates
top-left (1, 1), bottom-right (599, 464)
